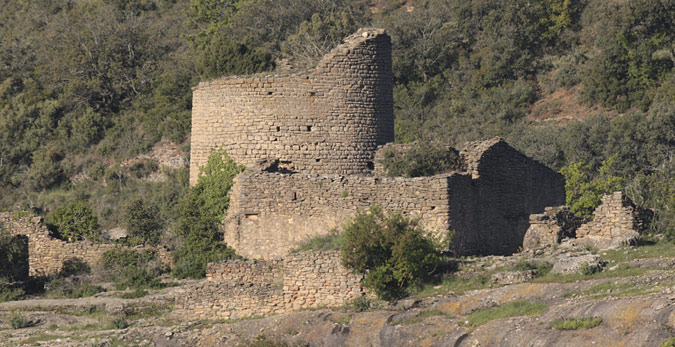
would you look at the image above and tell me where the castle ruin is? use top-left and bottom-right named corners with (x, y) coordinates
top-left (190, 28), bottom-right (566, 259)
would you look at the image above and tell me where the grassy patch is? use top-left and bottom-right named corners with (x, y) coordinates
top-left (512, 260), bottom-right (553, 277)
top-left (333, 315), bottom-right (352, 324)
top-left (119, 288), bottom-right (149, 299)
top-left (390, 309), bottom-right (453, 325)
top-left (414, 272), bottom-right (492, 297)
top-left (661, 337), bottom-right (675, 347)
top-left (533, 264), bottom-right (645, 283)
top-left (17, 334), bottom-right (63, 345)
top-left (601, 244), bottom-right (675, 263)
top-left (8, 311), bottom-right (29, 329)
top-left (553, 317), bottom-right (602, 330)
top-left (464, 301), bottom-right (547, 327)
top-left (564, 280), bottom-right (671, 299)
top-left (290, 231), bottom-right (344, 253)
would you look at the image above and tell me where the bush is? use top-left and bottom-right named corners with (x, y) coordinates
top-left (45, 278), bottom-right (105, 299)
top-left (0, 279), bottom-right (25, 303)
top-left (290, 230), bottom-right (344, 253)
top-left (99, 249), bottom-right (164, 290)
top-left (0, 223), bottom-right (28, 280)
top-left (111, 317), bottom-right (129, 329)
top-left (379, 143), bottom-right (461, 178)
top-left (123, 198), bottom-right (162, 246)
top-left (561, 155), bottom-right (625, 219)
top-left (8, 311), bottom-right (29, 329)
top-left (172, 148), bottom-right (243, 279)
top-left (341, 206), bottom-right (442, 301)
top-left (512, 260), bottom-right (553, 278)
top-left (46, 201), bottom-right (101, 242)
top-left (347, 296), bottom-right (371, 312)
top-left (59, 258), bottom-right (91, 277)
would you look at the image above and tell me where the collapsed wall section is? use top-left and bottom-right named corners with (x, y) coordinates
top-left (0, 212), bottom-right (171, 277)
top-left (224, 170), bottom-right (459, 259)
top-left (189, 28), bottom-right (394, 185)
top-left (173, 251), bottom-right (364, 320)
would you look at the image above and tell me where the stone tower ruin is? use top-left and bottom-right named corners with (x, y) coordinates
top-left (190, 28), bottom-right (566, 259)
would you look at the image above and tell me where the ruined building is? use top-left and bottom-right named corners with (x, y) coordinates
top-left (190, 28), bottom-right (566, 259)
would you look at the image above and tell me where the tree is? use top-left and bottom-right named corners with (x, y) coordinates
top-left (341, 206), bottom-right (442, 301)
top-left (46, 201), bottom-right (101, 242)
top-left (172, 148), bottom-right (244, 278)
top-left (124, 198), bottom-right (162, 245)
top-left (561, 155), bottom-right (625, 219)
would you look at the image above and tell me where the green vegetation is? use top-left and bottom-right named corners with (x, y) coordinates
top-left (601, 244), bottom-right (675, 263)
top-left (290, 230), bottom-right (344, 253)
top-left (8, 311), bottom-right (29, 329)
top-left (0, 0), bottom-right (672, 284)
top-left (346, 295), bottom-right (371, 312)
top-left (512, 260), bottom-right (553, 278)
top-left (661, 337), bottom-right (675, 347)
top-left (46, 201), bottom-right (101, 242)
top-left (0, 223), bottom-right (27, 302)
top-left (389, 309), bottom-right (450, 325)
top-left (563, 279), bottom-right (671, 300)
top-left (99, 249), bottom-right (164, 290)
top-left (341, 205), bottom-right (442, 300)
top-left (464, 301), bottom-right (547, 327)
top-left (553, 317), bottom-right (602, 330)
top-left (379, 142), bottom-right (460, 177)
top-left (172, 148), bottom-right (243, 279)
top-left (414, 271), bottom-right (491, 297)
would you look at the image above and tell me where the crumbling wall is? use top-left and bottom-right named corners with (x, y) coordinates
top-left (522, 206), bottom-right (584, 250)
top-left (223, 170), bottom-right (459, 259)
top-left (575, 192), bottom-right (647, 249)
top-left (189, 28), bottom-right (394, 185)
top-left (173, 251), bottom-right (364, 320)
top-left (460, 138), bottom-right (566, 255)
top-left (0, 212), bottom-right (172, 277)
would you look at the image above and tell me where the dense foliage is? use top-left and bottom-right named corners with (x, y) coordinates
top-left (379, 143), bottom-right (461, 177)
top-left (341, 206), bottom-right (442, 300)
top-left (172, 148), bottom-right (243, 278)
top-left (0, 0), bottom-right (672, 271)
top-left (46, 201), bottom-right (101, 242)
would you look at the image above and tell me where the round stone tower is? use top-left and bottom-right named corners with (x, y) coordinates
top-left (189, 28), bottom-right (394, 185)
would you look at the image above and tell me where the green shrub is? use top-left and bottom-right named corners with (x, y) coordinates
top-left (123, 198), bottom-right (162, 246)
top-left (120, 288), bottom-right (148, 299)
top-left (172, 148), bottom-right (243, 279)
top-left (512, 260), bottom-right (553, 277)
top-left (0, 223), bottom-right (28, 280)
top-left (661, 337), bottom-right (675, 347)
top-left (46, 201), bottom-right (101, 242)
top-left (111, 317), bottom-right (129, 329)
top-left (579, 262), bottom-right (603, 276)
top-left (341, 206), bottom-right (442, 301)
top-left (59, 258), bottom-right (91, 277)
top-left (45, 278), bottom-right (105, 299)
top-left (561, 155), bottom-right (625, 219)
top-left (99, 249), bottom-right (164, 290)
top-left (553, 317), bottom-right (602, 330)
top-left (0, 279), bottom-right (25, 303)
top-left (379, 143), bottom-right (461, 177)
top-left (347, 295), bottom-right (371, 312)
top-left (8, 311), bottom-right (29, 329)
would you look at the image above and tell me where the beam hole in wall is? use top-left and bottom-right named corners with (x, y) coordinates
top-left (245, 213), bottom-right (259, 220)
top-left (267, 91), bottom-right (273, 95)
top-left (306, 126), bottom-right (312, 132)
top-left (315, 158), bottom-right (321, 162)
top-left (367, 161), bottom-right (374, 170)
top-left (276, 126), bottom-right (280, 132)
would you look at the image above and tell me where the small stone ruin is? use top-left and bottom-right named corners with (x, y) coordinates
top-left (523, 192), bottom-right (651, 251)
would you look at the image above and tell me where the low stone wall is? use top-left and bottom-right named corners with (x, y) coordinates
top-left (523, 192), bottom-right (651, 251)
top-left (173, 251), bottom-right (364, 321)
top-left (0, 212), bottom-right (171, 277)
top-left (575, 192), bottom-right (648, 249)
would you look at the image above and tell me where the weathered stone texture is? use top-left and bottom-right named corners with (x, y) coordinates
top-left (575, 192), bottom-right (646, 250)
top-left (0, 212), bottom-right (171, 277)
top-left (224, 137), bottom-right (564, 259)
top-left (523, 206), bottom-right (584, 250)
top-left (173, 251), bottom-right (364, 320)
top-left (189, 28), bottom-right (394, 185)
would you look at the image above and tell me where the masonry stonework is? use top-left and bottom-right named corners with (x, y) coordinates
top-left (173, 251), bottom-right (364, 320)
top-left (190, 28), bottom-right (566, 259)
top-left (190, 28), bottom-right (393, 185)
top-left (0, 212), bottom-right (171, 277)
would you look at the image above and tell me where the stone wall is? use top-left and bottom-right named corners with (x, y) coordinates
top-left (223, 170), bottom-right (458, 259)
top-left (189, 28), bottom-right (394, 185)
top-left (173, 251), bottom-right (364, 320)
top-left (0, 212), bottom-right (171, 277)
top-left (522, 206), bottom-right (584, 250)
top-left (224, 138), bottom-right (564, 259)
top-left (575, 192), bottom-right (647, 249)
